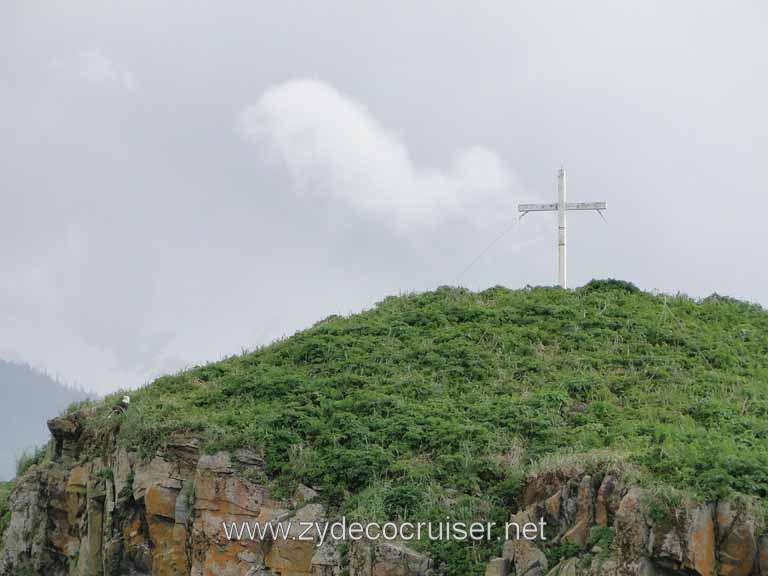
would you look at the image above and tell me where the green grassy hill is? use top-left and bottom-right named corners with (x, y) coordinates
top-left (75, 281), bottom-right (768, 572)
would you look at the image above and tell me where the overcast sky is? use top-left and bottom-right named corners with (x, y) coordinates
top-left (1, 1), bottom-right (766, 395)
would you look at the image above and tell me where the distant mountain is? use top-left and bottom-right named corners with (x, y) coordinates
top-left (0, 360), bottom-right (92, 481)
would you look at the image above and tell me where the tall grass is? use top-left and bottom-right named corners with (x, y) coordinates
top-left (15, 444), bottom-right (49, 478)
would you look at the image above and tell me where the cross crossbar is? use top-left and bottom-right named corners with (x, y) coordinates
top-left (519, 201), bottom-right (606, 213)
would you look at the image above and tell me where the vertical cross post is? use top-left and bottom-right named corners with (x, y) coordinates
top-left (558, 168), bottom-right (567, 288)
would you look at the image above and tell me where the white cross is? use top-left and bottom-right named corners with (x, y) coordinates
top-left (518, 168), bottom-right (606, 289)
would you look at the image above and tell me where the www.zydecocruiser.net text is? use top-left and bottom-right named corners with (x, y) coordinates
top-left (223, 517), bottom-right (547, 548)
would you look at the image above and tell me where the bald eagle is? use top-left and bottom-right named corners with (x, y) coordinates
top-left (108, 395), bottom-right (131, 418)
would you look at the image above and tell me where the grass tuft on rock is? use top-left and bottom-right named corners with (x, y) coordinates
top-left (0, 481), bottom-right (13, 550)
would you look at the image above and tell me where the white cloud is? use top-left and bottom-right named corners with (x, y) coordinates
top-left (49, 51), bottom-right (137, 91)
top-left (80, 51), bottom-right (136, 90)
top-left (239, 79), bottom-right (520, 230)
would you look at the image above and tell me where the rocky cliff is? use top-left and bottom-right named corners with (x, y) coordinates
top-left (0, 412), bottom-right (432, 576)
top-left (1, 412), bottom-right (765, 576)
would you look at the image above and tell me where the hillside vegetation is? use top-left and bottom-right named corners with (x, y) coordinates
top-left (85, 280), bottom-right (768, 573)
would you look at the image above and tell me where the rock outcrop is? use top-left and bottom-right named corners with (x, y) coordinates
top-left (486, 471), bottom-right (765, 576)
